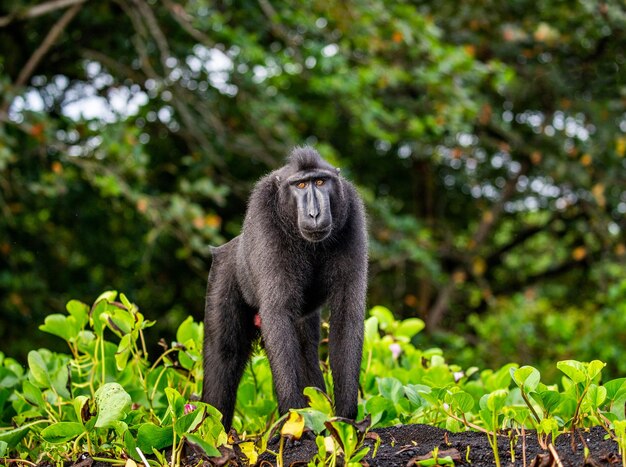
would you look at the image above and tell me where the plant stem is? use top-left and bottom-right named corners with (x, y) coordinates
top-left (5, 460), bottom-right (37, 466)
top-left (444, 410), bottom-right (491, 435)
top-left (520, 390), bottom-right (541, 425)
top-left (100, 335), bottom-right (106, 384)
top-left (571, 384), bottom-right (589, 431)
top-left (491, 411), bottom-right (501, 467)
top-left (522, 425), bottom-right (527, 467)
top-left (277, 436), bottom-right (285, 467)
top-left (548, 443), bottom-right (564, 467)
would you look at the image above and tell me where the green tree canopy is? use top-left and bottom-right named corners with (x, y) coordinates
top-left (0, 0), bottom-right (624, 360)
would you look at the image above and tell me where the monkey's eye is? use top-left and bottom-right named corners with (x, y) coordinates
top-left (315, 179), bottom-right (325, 186)
top-left (296, 181), bottom-right (308, 189)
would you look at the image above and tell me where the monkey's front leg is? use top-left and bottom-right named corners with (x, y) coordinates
top-left (259, 309), bottom-right (308, 414)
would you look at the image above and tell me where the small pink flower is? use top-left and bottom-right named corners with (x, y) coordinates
top-left (184, 403), bottom-right (197, 415)
top-left (389, 343), bottom-right (402, 360)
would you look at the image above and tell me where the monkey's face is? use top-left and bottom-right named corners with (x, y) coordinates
top-left (288, 171), bottom-right (337, 242)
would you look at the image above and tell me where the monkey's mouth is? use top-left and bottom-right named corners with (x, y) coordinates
top-left (300, 226), bottom-right (332, 242)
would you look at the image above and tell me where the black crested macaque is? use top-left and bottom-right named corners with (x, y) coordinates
top-left (202, 146), bottom-right (368, 430)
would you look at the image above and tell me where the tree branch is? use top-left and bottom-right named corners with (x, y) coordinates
top-left (0, 2), bottom-right (83, 115)
top-left (0, 0), bottom-right (86, 27)
top-left (14, 3), bottom-right (82, 89)
top-left (162, 0), bottom-right (215, 46)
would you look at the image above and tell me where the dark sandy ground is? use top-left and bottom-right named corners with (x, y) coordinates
top-left (29, 423), bottom-right (621, 466)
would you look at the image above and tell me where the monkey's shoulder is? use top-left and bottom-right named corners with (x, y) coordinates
top-left (209, 236), bottom-right (241, 262)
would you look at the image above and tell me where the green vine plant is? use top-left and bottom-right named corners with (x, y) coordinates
top-left (3, 296), bottom-right (626, 465)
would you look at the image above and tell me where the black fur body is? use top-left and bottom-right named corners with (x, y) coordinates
top-left (202, 147), bottom-right (368, 429)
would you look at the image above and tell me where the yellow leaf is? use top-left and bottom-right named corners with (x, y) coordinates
top-left (239, 441), bottom-right (258, 465)
top-left (472, 257), bottom-right (487, 277)
top-left (530, 151), bottom-right (542, 165)
top-left (125, 459), bottom-right (138, 467)
top-left (592, 184), bottom-right (606, 207)
top-left (580, 154), bottom-right (592, 167)
top-left (281, 411), bottom-right (304, 440)
top-left (482, 210), bottom-right (494, 224)
top-left (136, 198), bottom-right (148, 213)
top-left (572, 246), bottom-right (587, 261)
top-left (616, 137), bottom-right (626, 157)
top-left (51, 161), bottom-right (63, 174)
top-left (192, 216), bottom-right (205, 229)
top-left (404, 294), bottom-right (417, 307)
top-left (205, 214), bottom-right (222, 228)
top-left (392, 31), bottom-right (403, 43)
top-left (452, 270), bottom-right (467, 284)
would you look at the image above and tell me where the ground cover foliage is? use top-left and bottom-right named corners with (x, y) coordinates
top-left (2, 2), bottom-right (626, 464)
top-left (1, 0), bottom-right (625, 378)
top-left (3, 292), bottom-right (626, 466)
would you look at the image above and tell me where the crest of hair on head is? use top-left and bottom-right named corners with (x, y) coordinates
top-left (288, 146), bottom-right (335, 171)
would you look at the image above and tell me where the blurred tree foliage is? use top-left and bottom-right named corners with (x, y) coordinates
top-left (0, 0), bottom-right (624, 364)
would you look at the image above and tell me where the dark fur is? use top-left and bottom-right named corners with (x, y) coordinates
top-left (202, 147), bottom-right (368, 429)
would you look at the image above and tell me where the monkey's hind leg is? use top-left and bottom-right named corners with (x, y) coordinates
top-left (202, 255), bottom-right (256, 430)
top-left (297, 310), bottom-right (325, 392)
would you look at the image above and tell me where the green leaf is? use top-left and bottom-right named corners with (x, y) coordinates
top-left (40, 422), bottom-right (85, 443)
top-left (365, 395), bottom-right (395, 426)
top-left (120, 293), bottom-right (133, 311)
top-left (115, 333), bottom-right (132, 371)
top-left (50, 365), bottom-right (70, 399)
top-left (587, 360), bottom-right (606, 381)
top-left (94, 383), bottom-right (132, 428)
top-left (557, 360), bottom-right (586, 384)
top-left (512, 366), bottom-right (540, 392)
top-left (604, 378), bottom-right (626, 401)
top-left (395, 318), bottom-right (425, 339)
top-left (27, 350), bottom-right (50, 389)
top-left (532, 390), bottom-right (561, 414)
top-left (350, 445), bottom-right (370, 463)
top-left (0, 440), bottom-right (7, 457)
top-left (175, 406), bottom-right (206, 435)
top-left (478, 408), bottom-right (495, 431)
top-left (304, 386), bottom-right (334, 416)
top-left (73, 395), bottom-right (90, 424)
top-left (487, 364), bottom-right (515, 390)
top-left (176, 316), bottom-right (202, 344)
top-left (585, 384), bottom-right (607, 409)
top-left (450, 391), bottom-right (475, 413)
top-left (66, 300), bottom-right (89, 328)
top-left (186, 433), bottom-right (221, 457)
top-left (377, 377), bottom-right (404, 405)
top-left (364, 317), bottom-right (380, 343)
top-left (325, 420), bottom-right (358, 459)
top-left (483, 389), bottom-right (508, 412)
top-left (103, 308), bottom-right (134, 337)
top-left (90, 299), bottom-right (108, 335)
top-left (165, 387), bottom-right (186, 418)
top-left (404, 384), bottom-right (429, 407)
top-left (369, 306), bottom-right (395, 330)
top-left (298, 408), bottom-right (329, 434)
top-left (0, 425), bottom-right (30, 447)
top-left (22, 380), bottom-right (45, 409)
top-left (39, 314), bottom-right (71, 341)
top-left (95, 290), bottom-right (118, 303)
top-left (137, 423), bottom-right (173, 452)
